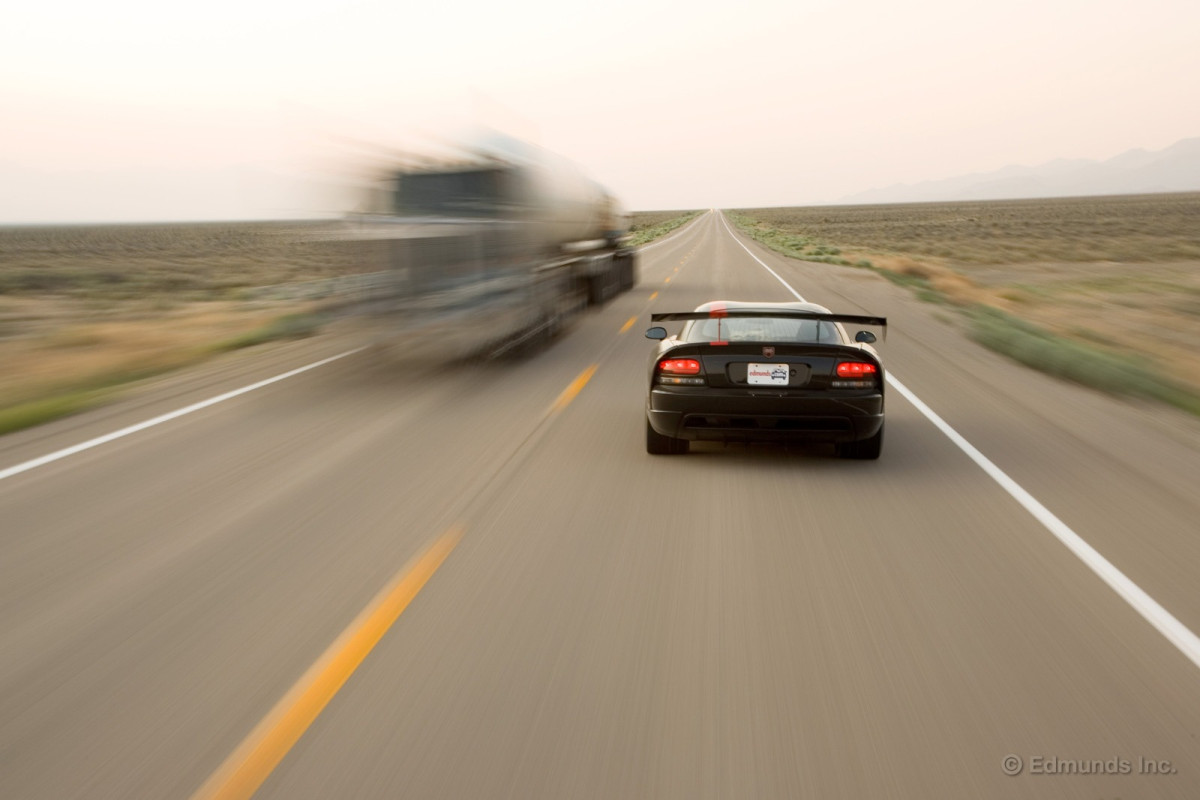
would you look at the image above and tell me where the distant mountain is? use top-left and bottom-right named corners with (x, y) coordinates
top-left (840, 137), bottom-right (1200, 204)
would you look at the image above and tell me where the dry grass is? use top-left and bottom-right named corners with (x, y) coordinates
top-left (730, 193), bottom-right (1200, 404)
top-left (0, 220), bottom-right (363, 299)
top-left (735, 193), bottom-right (1200, 264)
top-left (629, 210), bottom-right (701, 245)
top-left (631, 209), bottom-right (702, 229)
top-left (0, 220), bottom-right (368, 432)
top-left (0, 303), bottom-right (304, 406)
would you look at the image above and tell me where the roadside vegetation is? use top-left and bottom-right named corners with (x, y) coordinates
top-left (0, 308), bottom-right (328, 437)
top-left (727, 194), bottom-right (1200, 414)
top-left (0, 209), bottom-right (701, 437)
top-left (0, 221), bottom-right (364, 435)
top-left (629, 210), bottom-right (702, 246)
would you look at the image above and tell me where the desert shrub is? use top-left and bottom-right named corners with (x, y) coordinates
top-left (967, 307), bottom-right (1199, 414)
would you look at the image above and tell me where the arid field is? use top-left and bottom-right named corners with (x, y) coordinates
top-left (0, 220), bottom-right (378, 431)
top-left (7, 199), bottom-right (1190, 432)
top-left (731, 193), bottom-right (1200, 410)
top-left (0, 212), bottom-right (696, 433)
top-left (629, 209), bottom-right (701, 245)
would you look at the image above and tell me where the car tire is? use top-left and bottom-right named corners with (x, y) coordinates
top-left (836, 423), bottom-right (883, 460)
top-left (646, 418), bottom-right (689, 455)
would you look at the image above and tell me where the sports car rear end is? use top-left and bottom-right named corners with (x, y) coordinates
top-left (644, 303), bottom-right (886, 457)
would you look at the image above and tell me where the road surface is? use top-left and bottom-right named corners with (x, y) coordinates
top-left (2, 211), bottom-right (1199, 798)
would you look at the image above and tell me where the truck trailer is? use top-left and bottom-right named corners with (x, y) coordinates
top-left (346, 134), bottom-right (637, 355)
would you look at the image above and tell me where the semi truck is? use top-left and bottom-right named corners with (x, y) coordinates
top-left (345, 134), bottom-right (637, 355)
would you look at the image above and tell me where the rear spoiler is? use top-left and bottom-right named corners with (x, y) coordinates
top-left (651, 310), bottom-right (886, 328)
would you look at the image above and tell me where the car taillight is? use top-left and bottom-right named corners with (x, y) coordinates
top-left (832, 361), bottom-right (878, 389)
top-left (836, 362), bottom-right (877, 378)
top-left (658, 358), bottom-right (705, 386)
top-left (660, 359), bottom-right (701, 374)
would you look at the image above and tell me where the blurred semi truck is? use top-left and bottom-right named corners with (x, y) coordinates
top-left (345, 133), bottom-right (637, 355)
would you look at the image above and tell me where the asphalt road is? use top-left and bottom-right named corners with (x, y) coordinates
top-left (2, 211), bottom-right (1199, 799)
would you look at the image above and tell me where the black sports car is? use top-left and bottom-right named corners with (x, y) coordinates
top-left (644, 301), bottom-right (887, 458)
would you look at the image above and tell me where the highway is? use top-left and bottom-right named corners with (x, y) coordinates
top-left (2, 211), bottom-right (1199, 798)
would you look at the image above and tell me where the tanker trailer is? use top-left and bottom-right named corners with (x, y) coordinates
top-left (349, 134), bottom-right (636, 355)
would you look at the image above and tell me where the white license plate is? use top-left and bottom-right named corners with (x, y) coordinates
top-left (747, 363), bottom-right (789, 385)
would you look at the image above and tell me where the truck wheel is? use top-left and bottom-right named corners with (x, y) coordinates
top-left (587, 274), bottom-right (610, 305)
top-left (647, 418), bottom-right (689, 455)
top-left (836, 423), bottom-right (883, 460)
top-left (617, 254), bottom-right (636, 291)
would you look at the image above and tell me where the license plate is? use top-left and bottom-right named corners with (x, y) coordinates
top-left (747, 362), bottom-right (789, 385)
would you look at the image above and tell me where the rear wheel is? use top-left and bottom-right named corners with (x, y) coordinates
top-left (836, 423), bottom-right (883, 460)
top-left (617, 253), bottom-right (636, 291)
top-left (646, 418), bottom-right (689, 455)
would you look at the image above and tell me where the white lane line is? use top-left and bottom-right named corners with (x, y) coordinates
top-left (0, 347), bottom-right (368, 483)
top-left (4, 215), bottom-right (700, 484)
top-left (887, 377), bottom-right (1200, 668)
top-left (717, 211), bottom-right (804, 300)
top-left (717, 214), bottom-right (1200, 670)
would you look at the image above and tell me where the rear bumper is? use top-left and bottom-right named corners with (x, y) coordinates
top-left (647, 387), bottom-right (883, 443)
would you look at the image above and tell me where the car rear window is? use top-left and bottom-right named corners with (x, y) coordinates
top-left (682, 317), bottom-right (840, 343)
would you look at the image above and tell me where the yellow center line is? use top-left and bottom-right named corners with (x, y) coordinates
top-left (649, 291), bottom-right (658, 301)
top-left (664, 276), bottom-right (671, 284)
top-left (551, 364), bottom-right (598, 413)
top-left (618, 316), bottom-right (637, 334)
top-left (674, 266), bottom-right (679, 272)
top-left (190, 527), bottom-right (464, 800)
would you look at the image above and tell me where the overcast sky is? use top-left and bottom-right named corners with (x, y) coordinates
top-left (3, 0), bottom-right (1198, 221)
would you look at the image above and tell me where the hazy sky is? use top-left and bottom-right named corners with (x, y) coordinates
top-left (3, 0), bottom-right (1198, 221)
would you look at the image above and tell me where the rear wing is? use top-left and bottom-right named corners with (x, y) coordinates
top-left (651, 310), bottom-right (886, 328)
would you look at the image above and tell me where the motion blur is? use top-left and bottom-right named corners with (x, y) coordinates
top-left (336, 132), bottom-right (638, 357)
